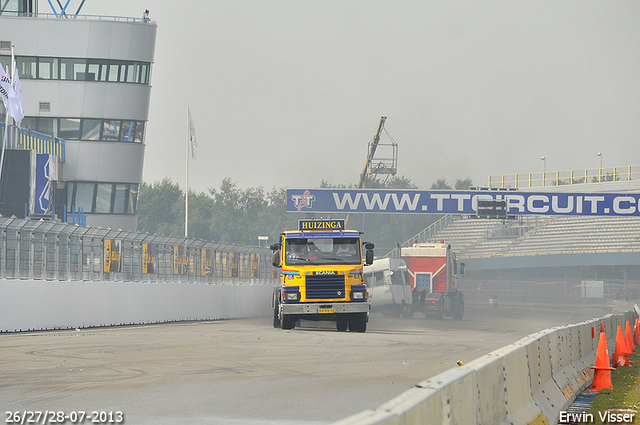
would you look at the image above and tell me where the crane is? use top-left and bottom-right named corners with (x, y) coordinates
top-left (346, 116), bottom-right (398, 229)
top-left (357, 116), bottom-right (385, 189)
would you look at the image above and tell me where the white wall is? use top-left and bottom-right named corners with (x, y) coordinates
top-left (0, 279), bottom-right (273, 332)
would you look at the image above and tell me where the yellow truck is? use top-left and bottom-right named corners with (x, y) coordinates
top-left (270, 219), bottom-right (374, 332)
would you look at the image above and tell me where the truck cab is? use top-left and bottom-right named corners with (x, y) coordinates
top-left (271, 219), bottom-right (374, 332)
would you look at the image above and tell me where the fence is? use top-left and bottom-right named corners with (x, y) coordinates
top-left (384, 214), bottom-right (451, 258)
top-left (0, 215), bottom-right (274, 284)
top-left (488, 164), bottom-right (640, 188)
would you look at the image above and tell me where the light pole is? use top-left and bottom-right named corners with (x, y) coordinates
top-left (597, 152), bottom-right (602, 182)
top-left (541, 156), bottom-right (546, 186)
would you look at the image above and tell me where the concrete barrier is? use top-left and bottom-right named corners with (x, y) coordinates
top-left (334, 310), bottom-right (638, 425)
top-left (0, 279), bottom-right (274, 332)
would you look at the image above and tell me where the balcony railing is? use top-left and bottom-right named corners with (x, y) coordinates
top-left (0, 122), bottom-right (65, 162)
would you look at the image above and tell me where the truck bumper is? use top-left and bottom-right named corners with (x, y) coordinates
top-left (281, 302), bottom-right (370, 315)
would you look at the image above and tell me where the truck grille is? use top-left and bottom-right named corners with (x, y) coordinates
top-left (306, 275), bottom-right (346, 300)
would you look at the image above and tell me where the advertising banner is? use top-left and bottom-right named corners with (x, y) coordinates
top-left (228, 252), bottom-right (238, 277)
top-left (250, 253), bottom-right (259, 278)
top-left (173, 245), bottom-right (187, 275)
top-left (201, 249), bottom-right (212, 276)
top-left (103, 239), bottom-right (122, 273)
top-left (142, 243), bottom-right (157, 274)
top-left (34, 153), bottom-right (52, 215)
top-left (287, 188), bottom-right (640, 217)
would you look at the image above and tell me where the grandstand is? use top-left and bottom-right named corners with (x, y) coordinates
top-left (392, 176), bottom-right (640, 302)
top-left (393, 176), bottom-right (640, 258)
top-left (425, 215), bottom-right (640, 259)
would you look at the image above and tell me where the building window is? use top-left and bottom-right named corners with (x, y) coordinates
top-left (66, 182), bottom-right (138, 215)
top-left (125, 63), bottom-right (136, 83)
top-left (66, 182), bottom-right (74, 210)
top-left (59, 118), bottom-right (81, 140)
top-left (74, 182), bottom-right (95, 213)
top-left (134, 122), bottom-right (144, 143)
top-left (18, 56), bottom-right (37, 79)
top-left (0, 0), bottom-right (35, 16)
top-left (81, 119), bottom-right (102, 140)
top-left (113, 184), bottom-right (128, 214)
top-left (22, 117), bottom-right (145, 143)
top-left (21, 117), bottom-right (37, 132)
top-left (37, 57), bottom-right (58, 80)
top-left (33, 118), bottom-right (57, 138)
top-left (107, 62), bottom-right (120, 82)
top-left (94, 183), bottom-right (113, 213)
top-left (102, 120), bottom-right (121, 141)
top-left (0, 55), bottom-right (152, 85)
top-left (120, 121), bottom-right (134, 141)
top-left (60, 58), bottom-right (87, 81)
top-left (128, 184), bottom-right (138, 214)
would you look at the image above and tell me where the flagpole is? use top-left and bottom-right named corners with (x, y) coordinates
top-left (0, 45), bottom-right (14, 190)
top-left (185, 102), bottom-right (189, 237)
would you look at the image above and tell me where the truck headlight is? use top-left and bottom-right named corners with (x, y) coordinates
top-left (351, 291), bottom-right (365, 300)
top-left (285, 292), bottom-right (299, 301)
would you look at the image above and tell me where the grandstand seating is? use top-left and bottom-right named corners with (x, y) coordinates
top-left (427, 215), bottom-right (640, 259)
top-left (395, 180), bottom-right (640, 260)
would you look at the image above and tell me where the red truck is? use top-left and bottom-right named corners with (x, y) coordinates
top-left (401, 241), bottom-right (465, 320)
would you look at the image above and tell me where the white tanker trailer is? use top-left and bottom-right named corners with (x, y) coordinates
top-left (363, 257), bottom-right (413, 317)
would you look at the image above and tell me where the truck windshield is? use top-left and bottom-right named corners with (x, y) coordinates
top-left (285, 237), bottom-right (361, 265)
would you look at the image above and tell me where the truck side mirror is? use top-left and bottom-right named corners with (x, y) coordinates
top-left (459, 262), bottom-right (465, 277)
top-left (269, 243), bottom-right (280, 251)
top-left (272, 251), bottom-right (281, 268)
top-left (365, 249), bottom-right (374, 266)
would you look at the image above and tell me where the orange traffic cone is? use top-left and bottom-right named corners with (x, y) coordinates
top-left (626, 321), bottom-right (636, 353)
top-left (634, 318), bottom-right (640, 347)
top-left (590, 332), bottom-right (615, 390)
top-left (612, 325), bottom-right (631, 367)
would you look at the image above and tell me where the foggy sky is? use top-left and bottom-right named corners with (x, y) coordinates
top-left (76, 1), bottom-right (640, 194)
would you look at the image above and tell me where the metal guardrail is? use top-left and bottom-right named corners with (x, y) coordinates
top-left (15, 13), bottom-right (148, 23)
top-left (488, 165), bottom-right (640, 188)
top-left (0, 216), bottom-right (274, 284)
top-left (0, 122), bottom-right (65, 162)
top-left (384, 214), bottom-right (451, 258)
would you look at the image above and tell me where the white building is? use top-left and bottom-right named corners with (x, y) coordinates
top-left (0, 0), bottom-right (157, 231)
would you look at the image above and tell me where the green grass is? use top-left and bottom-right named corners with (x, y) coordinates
top-left (588, 351), bottom-right (640, 424)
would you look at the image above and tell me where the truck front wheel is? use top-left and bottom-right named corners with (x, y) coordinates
top-left (273, 305), bottom-right (281, 328)
top-left (281, 315), bottom-right (295, 330)
top-left (348, 313), bottom-right (367, 333)
top-left (401, 305), bottom-right (414, 319)
top-left (336, 318), bottom-right (348, 332)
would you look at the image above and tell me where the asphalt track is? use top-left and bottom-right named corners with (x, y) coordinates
top-left (1, 301), bottom-right (615, 425)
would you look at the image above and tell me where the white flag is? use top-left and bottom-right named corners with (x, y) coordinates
top-left (0, 65), bottom-right (22, 127)
top-left (11, 53), bottom-right (24, 127)
top-left (188, 108), bottom-right (197, 159)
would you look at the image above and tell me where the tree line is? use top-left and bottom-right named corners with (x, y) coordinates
top-left (136, 176), bottom-right (474, 254)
